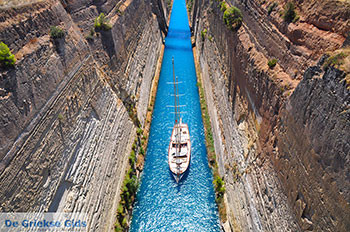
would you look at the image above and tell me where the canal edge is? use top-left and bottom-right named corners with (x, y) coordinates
top-left (189, 13), bottom-right (229, 232)
top-left (113, 2), bottom-right (173, 229)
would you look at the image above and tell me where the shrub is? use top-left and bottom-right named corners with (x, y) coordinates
top-left (268, 58), bottom-right (277, 68)
top-left (283, 2), bottom-right (297, 23)
top-left (50, 26), bottom-right (64, 39)
top-left (267, 2), bottom-right (278, 15)
top-left (0, 42), bottom-right (16, 67)
top-left (129, 150), bottom-right (136, 166)
top-left (132, 142), bottom-right (137, 151)
top-left (136, 128), bottom-right (143, 136)
top-left (187, 0), bottom-right (193, 12)
top-left (201, 29), bottom-right (207, 40)
top-left (220, 1), bottom-right (227, 12)
top-left (223, 6), bottom-right (243, 31)
top-left (57, 113), bottom-right (64, 121)
top-left (86, 28), bottom-right (95, 41)
top-left (94, 13), bottom-right (112, 31)
top-left (167, 0), bottom-right (172, 9)
top-left (140, 146), bottom-right (145, 155)
top-left (214, 176), bottom-right (225, 199)
top-left (323, 52), bottom-right (348, 70)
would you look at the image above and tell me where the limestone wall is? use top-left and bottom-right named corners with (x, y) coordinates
top-left (0, 0), bottom-right (167, 230)
top-left (190, 0), bottom-right (349, 231)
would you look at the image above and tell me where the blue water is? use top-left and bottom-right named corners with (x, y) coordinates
top-left (130, 0), bottom-right (221, 231)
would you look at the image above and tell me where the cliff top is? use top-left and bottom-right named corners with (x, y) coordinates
top-left (325, 46), bottom-right (350, 88)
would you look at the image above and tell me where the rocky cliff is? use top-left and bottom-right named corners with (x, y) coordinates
top-left (0, 0), bottom-right (167, 230)
top-left (189, 0), bottom-right (349, 231)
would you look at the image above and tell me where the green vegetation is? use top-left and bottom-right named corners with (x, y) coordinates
top-left (213, 176), bottom-right (225, 201)
top-left (323, 52), bottom-right (348, 70)
top-left (197, 80), bottom-right (227, 221)
top-left (201, 29), bottom-right (207, 40)
top-left (115, 127), bottom-right (145, 232)
top-left (127, 104), bottom-right (141, 127)
top-left (187, 0), bottom-right (193, 12)
top-left (136, 128), bottom-right (143, 136)
top-left (57, 113), bottom-right (64, 121)
top-left (283, 2), bottom-right (298, 23)
top-left (268, 58), bottom-right (277, 69)
top-left (223, 6), bottom-right (243, 31)
top-left (220, 1), bottom-right (227, 12)
top-left (94, 13), bottom-right (112, 31)
top-left (49, 26), bottom-right (64, 39)
top-left (323, 47), bottom-right (350, 89)
top-left (267, 2), bottom-right (278, 15)
top-left (167, 0), bottom-right (172, 9)
top-left (86, 28), bottom-right (95, 41)
top-left (0, 42), bottom-right (16, 67)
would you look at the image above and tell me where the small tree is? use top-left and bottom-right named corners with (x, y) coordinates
top-left (223, 6), bottom-right (243, 31)
top-left (50, 26), bottom-right (64, 39)
top-left (267, 2), bottom-right (278, 15)
top-left (0, 42), bottom-right (16, 67)
top-left (268, 58), bottom-right (277, 69)
top-left (94, 13), bottom-right (112, 31)
top-left (283, 2), bottom-right (297, 23)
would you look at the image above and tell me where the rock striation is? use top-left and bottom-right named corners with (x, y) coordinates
top-left (277, 59), bottom-right (350, 231)
top-left (0, 0), bottom-right (168, 230)
top-left (189, 0), bottom-right (349, 231)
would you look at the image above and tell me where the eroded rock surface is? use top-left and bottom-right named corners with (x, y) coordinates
top-left (0, 0), bottom-right (168, 230)
top-left (189, 0), bottom-right (349, 231)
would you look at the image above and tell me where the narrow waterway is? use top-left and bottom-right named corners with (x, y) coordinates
top-left (130, 0), bottom-right (221, 231)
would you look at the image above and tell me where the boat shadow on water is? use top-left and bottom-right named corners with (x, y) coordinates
top-left (168, 164), bottom-right (191, 192)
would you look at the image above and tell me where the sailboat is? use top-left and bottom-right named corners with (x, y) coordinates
top-left (168, 58), bottom-right (191, 183)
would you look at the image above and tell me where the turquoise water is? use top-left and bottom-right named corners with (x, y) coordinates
top-left (130, 0), bottom-right (221, 231)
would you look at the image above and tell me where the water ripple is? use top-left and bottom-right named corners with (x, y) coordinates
top-left (130, 0), bottom-right (221, 231)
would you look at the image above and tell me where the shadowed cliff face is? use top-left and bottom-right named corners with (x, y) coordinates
top-left (189, 0), bottom-right (349, 231)
top-left (0, 0), bottom-right (167, 230)
top-left (278, 61), bottom-right (350, 231)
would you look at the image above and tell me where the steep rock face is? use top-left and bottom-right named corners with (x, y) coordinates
top-left (0, 0), bottom-right (167, 230)
top-left (277, 61), bottom-right (350, 231)
top-left (189, 0), bottom-right (349, 231)
top-left (191, 1), bottom-right (298, 231)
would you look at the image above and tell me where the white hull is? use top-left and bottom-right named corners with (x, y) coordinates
top-left (168, 121), bottom-right (191, 183)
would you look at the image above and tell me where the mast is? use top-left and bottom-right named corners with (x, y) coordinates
top-left (172, 58), bottom-right (177, 124)
top-left (176, 75), bottom-right (181, 153)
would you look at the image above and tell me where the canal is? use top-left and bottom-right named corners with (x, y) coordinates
top-left (130, 0), bottom-right (221, 231)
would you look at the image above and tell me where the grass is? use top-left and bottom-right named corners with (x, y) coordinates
top-left (323, 47), bottom-right (350, 89)
top-left (0, 42), bottom-right (16, 67)
top-left (323, 52), bottom-right (348, 69)
top-left (223, 6), bottom-right (243, 31)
